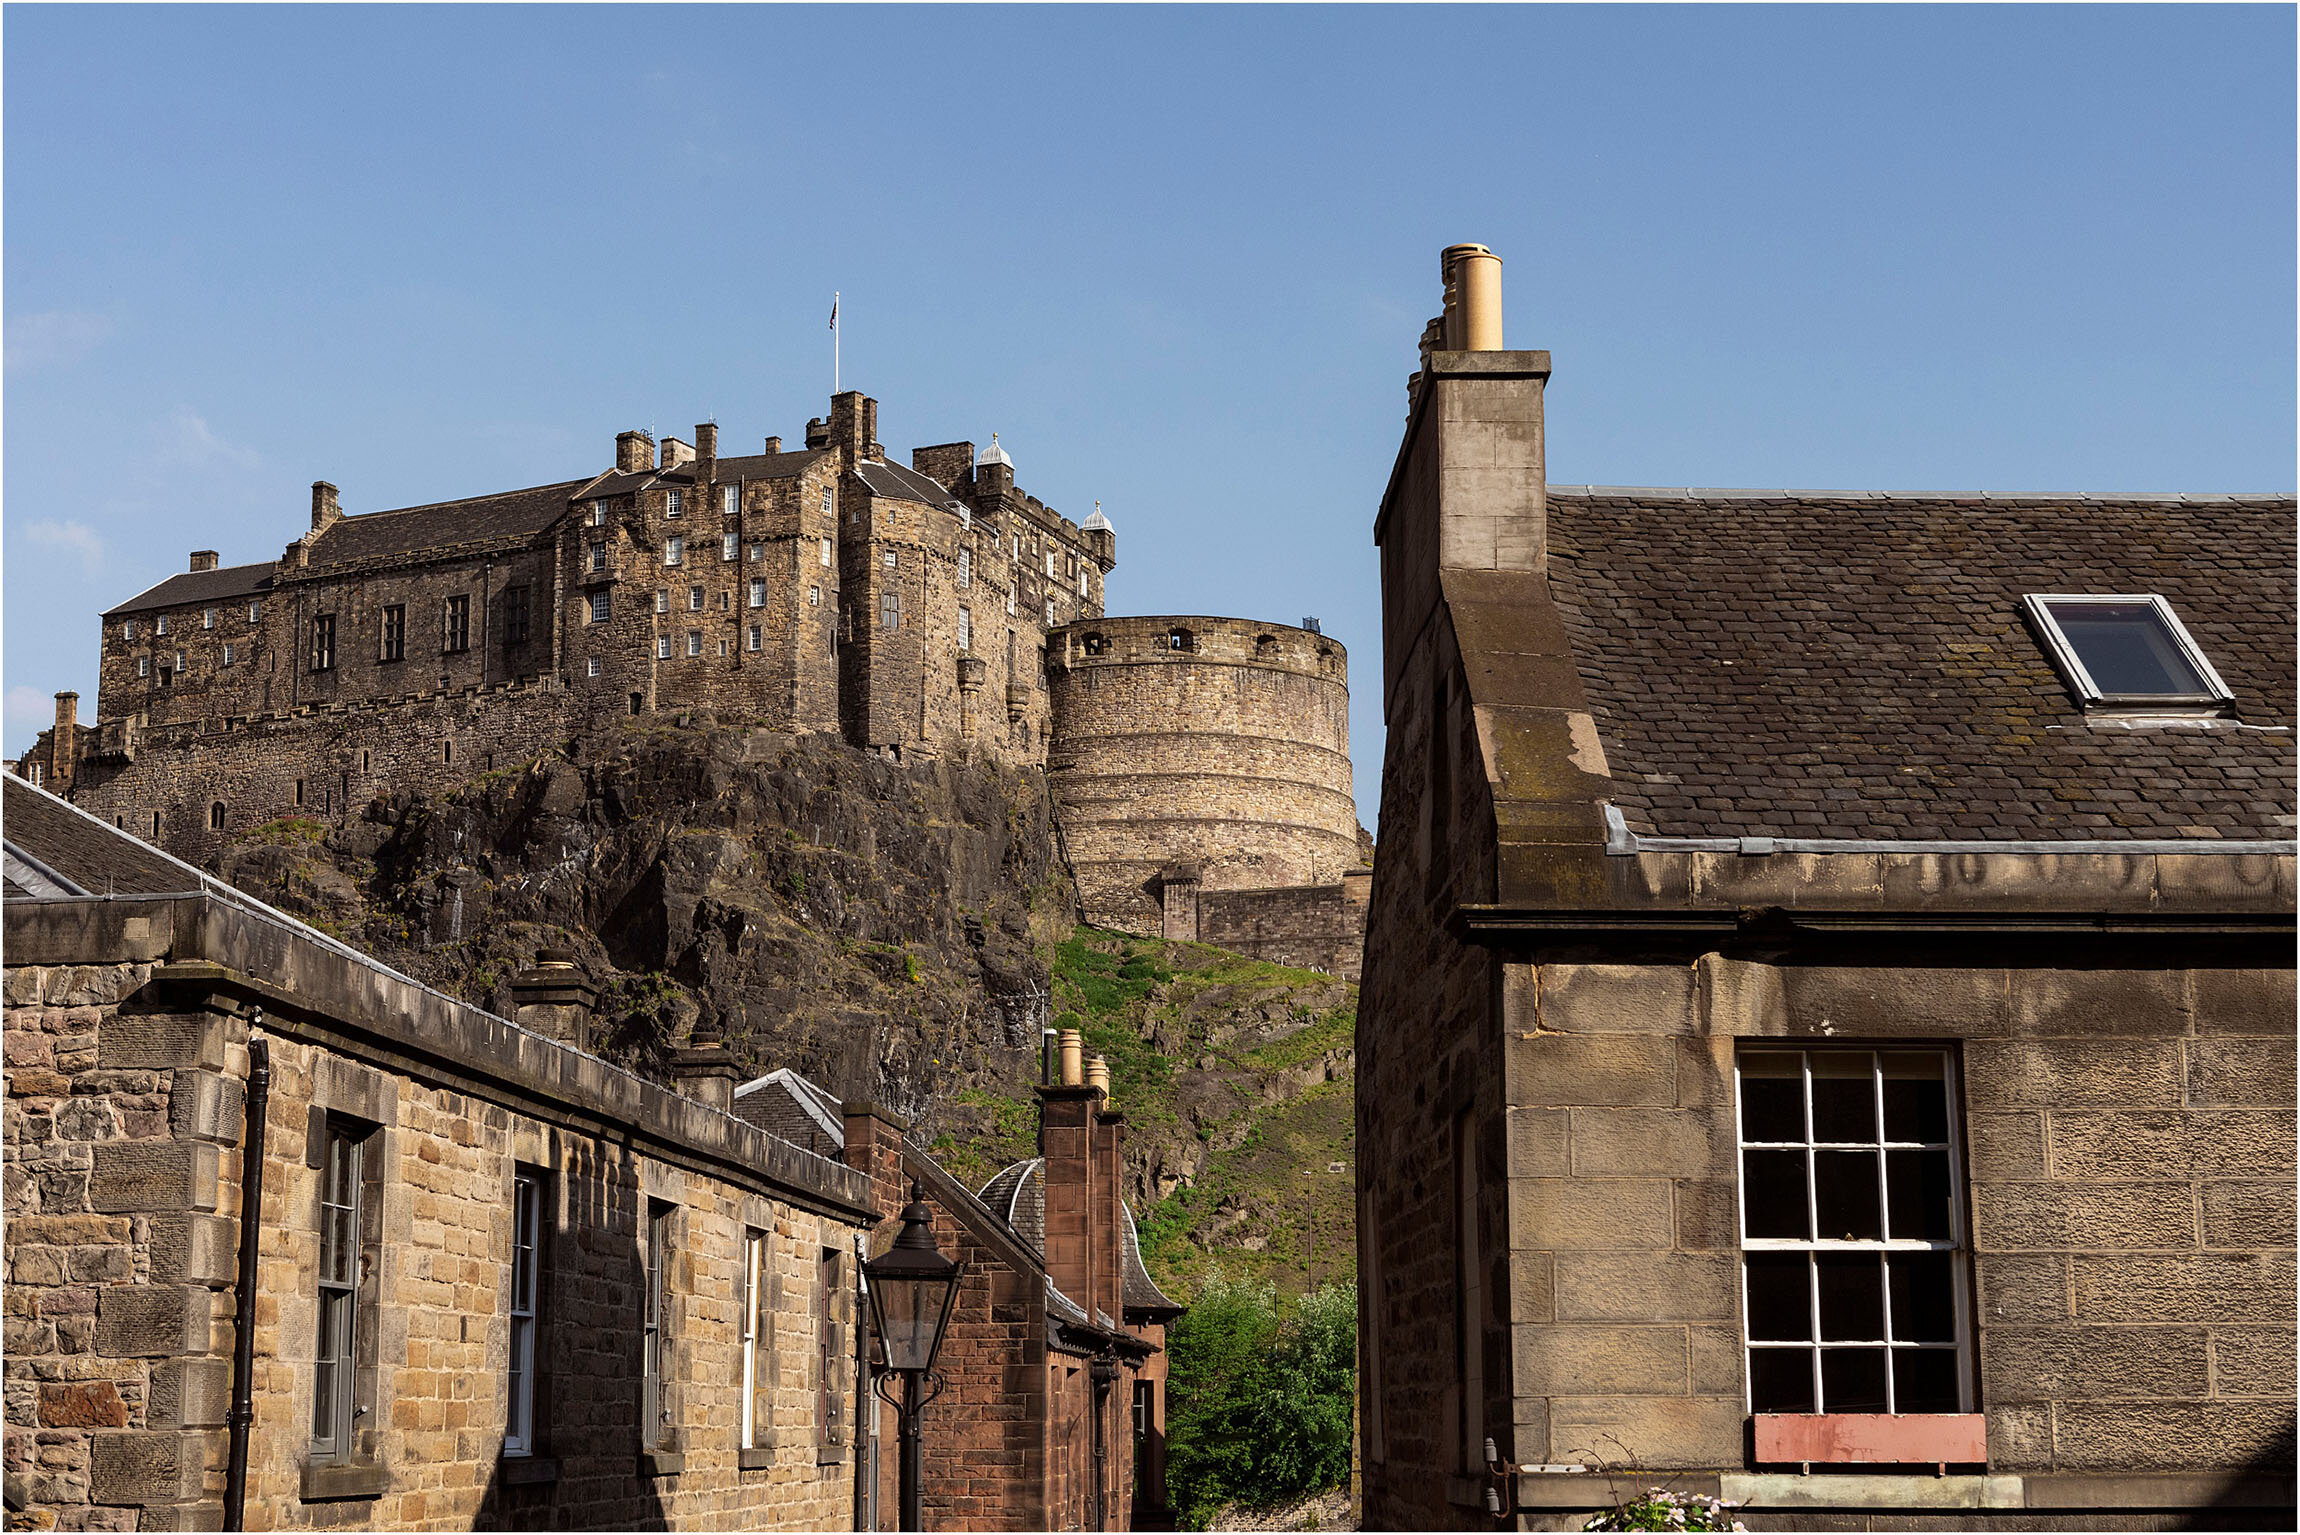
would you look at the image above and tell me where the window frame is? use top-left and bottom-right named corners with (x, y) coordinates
top-left (749, 579), bottom-right (767, 609)
top-left (665, 489), bottom-right (683, 519)
top-left (722, 533), bottom-right (739, 562)
top-left (740, 1229), bottom-right (766, 1450)
top-left (503, 586), bottom-right (531, 647)
top-left (311, 614), bottom-right (337, 672)
top-left (723, 485), bottom-right (740, 517)
top-left (310, 1116), bottom-right (378, 1465)
top-left (1734, 1046), bottom-right (1975, 1419)
top-left (589, 591), bottom-right (612, 625)
top-left (688, 585), bottom-right (705, 612)
top-left (642, 1200), bottom-right (673, 1450)
top-left (686, 631), bottom-right (702, 657)
top-left (444, 594), bottom-right (471, 654)
top-left (379, 605), bottom-right (406, 663)
top-left (665, 536), bottom-right (684, 568)
top-left (2022, 593), bottom-right (2233, 713)
top-left (505, 1169), bottom-right (544, 1456)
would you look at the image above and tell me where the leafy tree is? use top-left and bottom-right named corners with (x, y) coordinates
top-left (1164, 1277), bottom-right (1357, 1530)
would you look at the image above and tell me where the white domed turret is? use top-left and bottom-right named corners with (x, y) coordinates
top-left (977, 433), bottom-right (1013, 470)
top-left (1082, 499), bottom-right (1112, 533)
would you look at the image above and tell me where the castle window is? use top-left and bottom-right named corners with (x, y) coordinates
top-left (655, 589), bottom-right (670, 615)
top-left (311, 615), bottom-right (336, 672)
top-left (739, 1230), bottom-right (766, 1449)
top-left (880, 591), bottom-right (900, 631)
top-left (443, 742), bottom-right (452, 764)
top-left (746, 625), bottom-right (761, 652)
top-left (505, 1170), bottom-right (544, 1457)
top-left (203, 607), bottom-right (216, 630)
top-left (688, 586), bottom-right (704, 611)
top-left (716, 639), bottom-right (728, 657)
top-left (361, 750), bottom-right (370, 774)
top-left (311, 1116), bottom-right (380, 1465)
top-left (718, 591), bottom-right (729, 611)
top-left (665, 490), bottom-right (683, 519)
top-left (808, 586), bottom-right (820, 608)
top-left (686, 631), bottom-right (702, 657)
top-left (723, 486), bottom-right (739, 516)
top-left (1167, 628), bottom-right (1194, 651)
top-left (1005, 586), bottom-right (1016, 617)
top-left (1082, 633), bottom-right (1107, 656)
top-left (295, 779), bottom-right (306, 807)
top-left (210, 803), bottom-right (225, 831)
top-left (222, 644), bottom-right (235, 666)
top-left (656, 636), bottom-right (671, 660)
top-left (1045, 598), bottom-right (1056, 627)
top-left (123, 620), bottom-right (137, 641)
top-left (444, 595), bottom-right (470, 653)
top-left (958, 607), bottom-right (972, 652)
top-left (750, 543), bottom-right (765, 563)
top-left (1045, 550), bottom-right (1057, 579)
top-left (27, 763), bottom-right (41, 786)
top-left (819, 538), bottom-right (832, 567)
top-left (156, 614), bottom-right (170, 636)
top-left (249, 602), bottom-right (261, 623)
top-left (590, 542), bottom-right (608, 574)
top-left (176, 651), bottom-right (186, 673)
top-left (1079, 568), bottom-right (1090, 597)
top-left (592, 500), bottom-right (609, 526)
top-left (629, 693), bottom-right (645, 715)
top-left (821, 487), bottom-right (833, 517)
top-left (722, 534), bottom-right (739, 562)
top-left (1011, 533), bottom-right (1021, 560)
top-left (884, 550), bottom-right (897, 569)
top-left (957, 549), bottom-right (972, 589)
top-left (587, 657), bottom-right (601, 678)
top-left (749, 579), bottom-right (766, 609)
top-left (504, 586), bottom-right (530, 646)
top-left (665, 537), bottom-right (684, 567)
top-left (151, 810), bottom-right (162, 837)
top-left (589, 591), bottom-right (611, 624)
top-left (138, 657), bottom-right (151, 678)
top-left (642, 1201), bottom-right (672, 1449)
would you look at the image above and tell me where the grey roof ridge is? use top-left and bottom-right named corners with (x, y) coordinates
top-left (340, 473), bottom-right (604, 523)
top-left (731, 1067), bottom-right (847, 1144)
top-left (102, 559), bottom-right (277, 615)
top-left (1601, 803), bottom-right (2298, 858)
top-left (1547, 485), bottom-right (2295, 504)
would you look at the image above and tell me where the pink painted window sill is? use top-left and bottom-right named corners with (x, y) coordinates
top-left (1754, 1413), bottom-right (1987, 1466)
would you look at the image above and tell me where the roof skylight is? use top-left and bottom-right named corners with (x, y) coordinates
top-left (2023, 594), bottom-right (2233, 713)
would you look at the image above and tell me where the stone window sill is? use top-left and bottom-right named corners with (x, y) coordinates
top-left (638, 1450), bottom-right (686, 1478)
top-left (817, 1443), bottom-right (851, 1468)
top-left (1753, 1412), bottom-right (1988, 1467)
top-left (301, 1460), bottom-right (388, 1502)
top-left (739, 1448), bottom-right (774, 1471)
top-left (499, 1455), bottom-right (559, 1487)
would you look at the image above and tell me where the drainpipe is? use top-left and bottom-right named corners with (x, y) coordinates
top-left (224, 1026), bottom-right (270, 1530)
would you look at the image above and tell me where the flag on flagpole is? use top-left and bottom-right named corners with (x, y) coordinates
top-left (829, 294), bottom-right (839, 329)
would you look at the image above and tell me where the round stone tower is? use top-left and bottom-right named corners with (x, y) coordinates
top-left (1045, 615), bottom-right (1359, 938)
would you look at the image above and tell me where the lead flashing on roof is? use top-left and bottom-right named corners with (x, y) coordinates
top-left (1600, 802), bottom-right (2295, 858)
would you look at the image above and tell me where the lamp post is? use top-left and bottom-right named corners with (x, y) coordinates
top-left (865, 1183), bottom-right (963, 1533)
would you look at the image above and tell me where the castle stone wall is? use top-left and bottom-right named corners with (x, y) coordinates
top-left (1046, 617), bottom-right (1359, 940)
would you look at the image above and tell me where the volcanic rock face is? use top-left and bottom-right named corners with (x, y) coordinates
top-left (219, 725), bottom-right (1070, 1125)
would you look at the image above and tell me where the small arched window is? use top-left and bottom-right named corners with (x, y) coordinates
top-left (1167, 628), bottom-right (1194, 652)
top-left (1081, 633), bottom-right (1108, 657)
top-left (209, 803), bottom-right (225, 831)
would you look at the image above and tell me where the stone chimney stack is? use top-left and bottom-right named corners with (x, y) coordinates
top-left (506, 949), bottom-right (598, 1050)
top-left (189, 550), bottom-right (219, 573)
top-left (695, 422), bottom-right (718, 485)
top-left (1037, 1074), bottom-right (1102, 1319)
top-left (659, 436), bottom-right (694, 471)
top-left (804, 417), bottom-right (830, 451)
top-left (763, 436), bottom-right (783, 456)
top-left (49, 693), bottom-right (77, 790)
top-left (616, 430), bottom-right (652, 473)
top-left (669, 1021), bottom-right (740, 1114)
top-left (826, 393), bottom-right (880, 467)
top-left (310, 482), bottom-right (341, 532)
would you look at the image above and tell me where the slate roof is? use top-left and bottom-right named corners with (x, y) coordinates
top-left (2, 776), bottom-right (204, 898)
top-left (977, 1157), bottom-right (1183, 1320)
top-left (659, 449), bottom-right (826, 485)
top-left (1541, 490), bottom-right (2298, 841)
top-left (102, 562), bottom-right (276, 619)
top-left (732, 1069), bottom-right (846, 1159)
top-left (855, 459), bottom-right (967, 508)
top-left (303, 479), bottom-right (596, 570)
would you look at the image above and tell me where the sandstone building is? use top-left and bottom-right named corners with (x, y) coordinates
top-left (1356, 246), bottom-right (2296, 1529)
top-left (20, 387), bottom-right (1366, 979)
top-left (3, 777), bottom-right (1177, 1531)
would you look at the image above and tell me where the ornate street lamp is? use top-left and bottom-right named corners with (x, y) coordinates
top-left (866, 1183), bottom-right (963, 1532)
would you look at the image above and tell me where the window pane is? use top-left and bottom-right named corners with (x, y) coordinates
top-left (1886, 1149), bottom-right (1955, 1242)
top-left (1741, 1151), bottom-right (1809, 1239)
top-left (1880, 1053), bottom-right (1949, 1143)
top-left (1820, 1347), bottom-right (1889, 1412)
top-left (1888, 1251), bottom-right (1957, 1343)
top-left (2042, 600), bottom-right (2210, 697)
top-left (1739, 1053), bottom-right (1805, 1142)
top-left (1816, 1252), bottom-right (1884, 1341)
top-left (1894, 1348), bottom-right (1961, 1413)
top-left (1747, 1348), bottom-right (1815, 1413)
top-left (1810, 1053), bottom-right (1876, 1143)
top-left (1812, 1151), bottom-right (1882, 1240)
top-left (1743, 1253), bottom-right (1811, 1342)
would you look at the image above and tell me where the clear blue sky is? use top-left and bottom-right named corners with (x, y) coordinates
top-left (7, 5), bottom-right (2293, 829)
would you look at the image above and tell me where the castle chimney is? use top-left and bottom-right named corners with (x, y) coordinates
top-left (804, 417), bottom-right (830, 450)
top-left (695, 422), bottom-right (718, 483)
top-left (1059, 1027), bottom-right (1084, 1086)
top-left (826, 393), bottom-right (878, 467)
top-left (506, 948), bottom-right (598, 1050)
top-left (310, 482), bottom-right (340, 531)
top-left (189, 551), bottom-right (219, 573)
top-left (659, 436), bottom-right (695, 470)
top-left (763, 436), bottom-right (782, 456)
top-left (49, 693), bottom-right (77, 790)
top-left (615, 430), bottom-right (652, 473)
top-left (1441, 243), bottom-right (1504, 351)
top-left (1086, 1054), bottom-right (1111, 1106)
top-left (669, 1020), bottom-right (740, 1114)
top-left (1037, 1063), bottom-right (1100, 1320)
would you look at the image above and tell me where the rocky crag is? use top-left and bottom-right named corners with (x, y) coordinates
top-left (212, 722), bottom-right (1358, 1293)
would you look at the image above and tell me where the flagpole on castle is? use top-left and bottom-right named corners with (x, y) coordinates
top-left (831, 292), bottom-right (840, 394)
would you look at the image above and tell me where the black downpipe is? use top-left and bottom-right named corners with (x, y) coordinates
top-left (224, 1029), bottom-right (270, 1531)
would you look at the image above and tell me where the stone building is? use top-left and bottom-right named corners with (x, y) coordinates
top-left (1356, 246), bottom-right (2296, 1529)
top-left (734, 1045), bottom-right (1182, 1532)
top-left (22, 394), bottom-right (1114, 865)
top-left (1047, 616), bottom-right (1369, 977)
top-left (3, 776), bottom-right (880, 1531)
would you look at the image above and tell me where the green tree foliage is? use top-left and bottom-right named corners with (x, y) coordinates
top-left (1164, 1277), bottom-right (1357, 1530)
